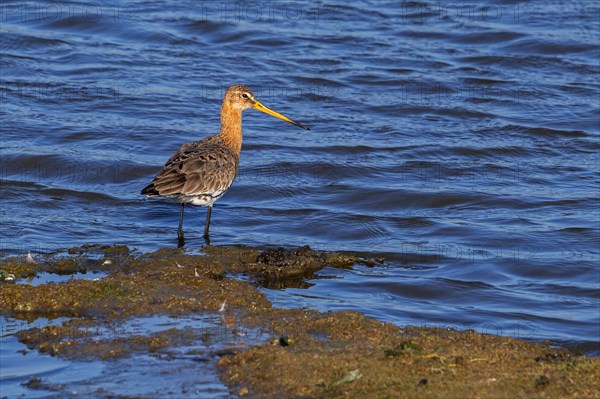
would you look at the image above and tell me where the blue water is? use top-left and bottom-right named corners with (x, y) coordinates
top-left (0, 314), bottom-right (243, 398)
top-left (1, 0), bottom-right (599, 395)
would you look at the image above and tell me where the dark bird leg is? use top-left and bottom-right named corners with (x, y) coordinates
top-left (203, 205), bottom-right (212, 244)
top-left (177, 204), bottom-right (185, 247)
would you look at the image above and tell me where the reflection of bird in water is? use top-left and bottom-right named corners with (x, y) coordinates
top-left (141, 84), bottom-right (310, 246)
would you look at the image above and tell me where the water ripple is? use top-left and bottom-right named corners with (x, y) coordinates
top-left (0, 0), bottom-right (597, 368)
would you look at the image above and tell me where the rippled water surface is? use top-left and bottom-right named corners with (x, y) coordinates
top-left (1, 0), bottom-right (599, 393)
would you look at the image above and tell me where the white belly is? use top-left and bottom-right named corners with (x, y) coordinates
top-left (169, 191), bottom-right (227, 207)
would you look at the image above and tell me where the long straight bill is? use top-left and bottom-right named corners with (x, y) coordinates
top-left (253, 100), bottom-right (310, 130)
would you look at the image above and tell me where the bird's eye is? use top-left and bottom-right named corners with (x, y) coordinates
top-left (241, 93), bottom-right (249, 99)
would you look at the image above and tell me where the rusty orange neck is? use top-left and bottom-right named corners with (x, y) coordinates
top-left (218, 101), bottom-right (243, 154)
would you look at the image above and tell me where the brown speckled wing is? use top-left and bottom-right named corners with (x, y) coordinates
top-left (143, 136), bottom-right (239, 198)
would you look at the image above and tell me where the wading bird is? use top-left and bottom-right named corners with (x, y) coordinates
top-left (141, 84), bottom-right (310, 246)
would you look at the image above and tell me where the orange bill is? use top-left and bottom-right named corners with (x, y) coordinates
top-left (253, 99), bottom-right (310, 130)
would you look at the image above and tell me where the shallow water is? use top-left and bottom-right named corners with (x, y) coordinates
top-left (1, 0), bottom-right (598, 384)
top-left (15, 271), bottom-right (107, 286)
top-left (0, 314), bottom-right (248, 398)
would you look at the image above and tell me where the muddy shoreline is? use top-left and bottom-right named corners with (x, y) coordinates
top-left (1, 244), bottom-right (598, 398)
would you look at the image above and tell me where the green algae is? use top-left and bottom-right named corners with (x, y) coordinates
top-left (1, 244), bottom-right (598, 399)
top-left (219, 311), bottom-right (600, 398)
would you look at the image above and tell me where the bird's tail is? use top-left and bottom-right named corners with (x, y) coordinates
top-left (141, 183), bottom-right (159, 196)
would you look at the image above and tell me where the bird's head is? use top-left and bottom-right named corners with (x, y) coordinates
top-left (224, 84), bottom-right (310, 130)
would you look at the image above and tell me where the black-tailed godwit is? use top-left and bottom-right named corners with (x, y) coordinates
top-left (141, 84), bottom-right (310, 246)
